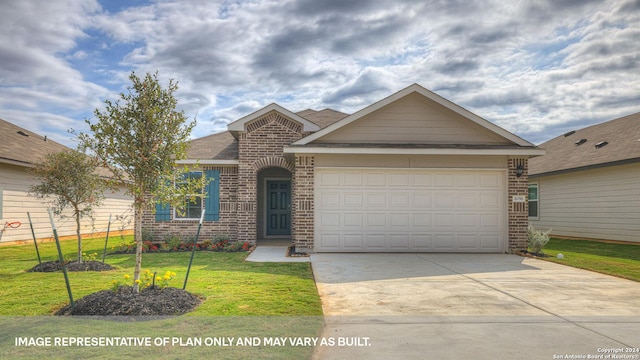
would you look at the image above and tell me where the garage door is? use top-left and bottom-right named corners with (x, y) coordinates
top-left (314, 168), bottom-right (506, 252)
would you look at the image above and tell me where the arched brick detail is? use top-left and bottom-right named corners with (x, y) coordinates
top-left (251, 156), bottom-right (294, 173)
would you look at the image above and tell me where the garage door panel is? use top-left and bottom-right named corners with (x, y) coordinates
top-left (366, 193), bottom-right (386, 207)
top-left (412, 192), bottom-right (432, 208)
top-left (390, 193), bottom-right (410, 207)
top-left (315, 169), bottom-right (506, 253)
top-left (389, 234), bottom-right (410, 249)
top-left (343, 234), bottom-right (363, 249)
top-left (411, 234), bottom-right (432, 249)
top-left (365, 234), bottom-right (386, 249)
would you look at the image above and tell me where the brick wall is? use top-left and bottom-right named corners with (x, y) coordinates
top-left (236, 111), bottom-right (302, 242)
top-left (141, 165), bottom-right (238, 241)
top-left (508, 157), bottom-right (529, 252)
top-left (292, 154), bottom-right (315, 251)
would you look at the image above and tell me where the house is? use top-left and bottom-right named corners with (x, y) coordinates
top-left (143, 84), bottom-right (544, 253)
top-left (528, 112), bottom-right (640, 243)
top-left (0, 118), bottom-right (133, 244)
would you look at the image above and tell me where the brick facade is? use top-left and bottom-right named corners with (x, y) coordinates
top-left (292, 154), bottom-right (315, 252)
top-left (141, 165), bottom-right (238, 241)
top-left (140, 108), bottom-right (533, 254)
top-left (236, 112), bottom-right (302, 242)
top-left (508, 157), bottom-right (529, 252)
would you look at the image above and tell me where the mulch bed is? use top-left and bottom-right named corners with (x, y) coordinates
top-left (27, 260), bottom-right (116, 272)
top-left (287, 245), bottom-right (310, 257)
top-left (55, 286), bottom-right (202, 316)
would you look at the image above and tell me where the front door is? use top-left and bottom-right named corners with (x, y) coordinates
top-left (266, 180), bottom-right (291, 236)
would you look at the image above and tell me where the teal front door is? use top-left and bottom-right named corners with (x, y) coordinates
top-left (266, 180), bottom-right (291, 236)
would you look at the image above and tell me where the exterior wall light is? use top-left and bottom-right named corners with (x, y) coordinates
top-left (516, 164), bottom-right (525, 177)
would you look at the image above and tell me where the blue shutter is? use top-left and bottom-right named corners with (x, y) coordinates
top-left (204, 169), bottom-right (220, 221)
top-left (155, 178), bottom-right (171, 221)
top-left (155, 202), bottom-right (171, 221)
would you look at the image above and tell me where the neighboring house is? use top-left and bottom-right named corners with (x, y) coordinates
top-left (529, 112), bottom-right (640, 243)
top-left (143, 84), bottom-right (543, 253)
top-left (0, 119), bottom-right (133, 244)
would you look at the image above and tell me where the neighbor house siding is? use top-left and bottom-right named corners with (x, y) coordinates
top-left (529, 162), bottom-right (640, 243)
top-left (314, 93), bottom-right (511, 145)
top-left (0, 163), bottom-right (133, 244)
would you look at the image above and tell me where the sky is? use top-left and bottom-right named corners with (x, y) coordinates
top-left (1, 0), bottom-right (639, 147)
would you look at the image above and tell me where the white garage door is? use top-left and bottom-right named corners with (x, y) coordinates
top-left (315, 168), bottom-right (506, 252)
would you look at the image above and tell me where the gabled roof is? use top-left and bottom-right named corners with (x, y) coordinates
top-left (529, 112), bottom-right (640, 177)
top-left (293, 84), bottom-right (535, 147)
top-left (227, 103), bottom-right (320, 133)
top-left (296, 108), bottom-right (349, 129)
top-left (185, 131), bottom-right (238, 161)
top-left (0, 118), bottom-right (70, 167)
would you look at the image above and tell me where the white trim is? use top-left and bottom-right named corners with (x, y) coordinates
top-left (228, 103), bottom-right (320, 132)
top-left (284, 146), bottom-right (545, 156)
top-left (294, 84), bottom-right (534, 147)
top-left (176, 160), bottom-right (239, 165)
top-left (528, 182), bottom-right (540, 220)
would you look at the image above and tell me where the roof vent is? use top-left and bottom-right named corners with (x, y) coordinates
top-left (563, 130), bottom-right (576, 137)
top-left (595, 141), bottom-right (608, 149)
top-left (574, 138), bottom-right (587, 146)
top-left (17, 130), bottom-right (29, 137)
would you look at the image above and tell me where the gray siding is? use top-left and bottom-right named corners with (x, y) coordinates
top-left (530, 162), bottom-right (640, 243)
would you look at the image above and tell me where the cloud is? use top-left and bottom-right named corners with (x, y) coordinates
top-left (0, 0), bottom-right (639, 148)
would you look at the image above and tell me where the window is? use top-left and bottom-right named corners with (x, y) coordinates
top-left (155, 169), bottom-right (220, 222)
top-left (528, 183), bottom-right (538, 218)
top-left (175, 172), bottom-right (203, 220)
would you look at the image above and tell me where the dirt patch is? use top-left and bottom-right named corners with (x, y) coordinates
top-left (27, 260), bottom-right (116, 272)
top-left (55, 286), bottom-right (201, 316)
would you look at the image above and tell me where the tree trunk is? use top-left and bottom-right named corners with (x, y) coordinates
top-left (133, 202), bottom-right (144, 293)
top-left (75, 206), bottom-right (82, 263)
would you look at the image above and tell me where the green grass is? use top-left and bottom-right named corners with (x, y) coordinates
top-left (0, 236), bottom-right (324, 359)
top-left (540, 238), bottom-right (640, 282)
top-left (0, 236), bottom-right (321, 316)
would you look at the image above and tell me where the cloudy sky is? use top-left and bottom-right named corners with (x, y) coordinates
top-left (1, 0), bottom-right (639, 147)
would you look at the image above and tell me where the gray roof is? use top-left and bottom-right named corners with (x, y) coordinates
top-left (529, 112), bottom-right (640, 177)
top-left (186, 109), bottom-right (349, 161)
top-left (186, 131), bottom-right (238, 160)
top-left (296, 108), bottom-right (349, 129)
top-left (0, 118), bottom-right (70, 167)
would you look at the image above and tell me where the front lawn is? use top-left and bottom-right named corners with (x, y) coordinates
top-left (540, 238), bottom-right (640, 282)
top-left (0, 235), bottom-right (322, 316)
top-left (0, 236), bottom-right (323, 359)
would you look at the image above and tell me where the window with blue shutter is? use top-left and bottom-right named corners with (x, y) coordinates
top-left (154, 170), bottom-right (220, 222)
top-left (204, 169), bottom-right (220, 221)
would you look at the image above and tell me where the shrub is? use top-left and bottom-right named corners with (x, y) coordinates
top-left (163, 233), bottom-right (183, 250)
top-left (527, 224), bottom-right (551, 254)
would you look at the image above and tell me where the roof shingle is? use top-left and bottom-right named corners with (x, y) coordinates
top-left (529, 112), bottom-right (640, 176)
top-left (0, 118), bottom-right (70, 166)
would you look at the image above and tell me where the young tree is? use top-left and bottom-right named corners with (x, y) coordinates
top-left (30, 150), bottom-right (105, 263)
top-left (76, 71), bottom-right (203, 292)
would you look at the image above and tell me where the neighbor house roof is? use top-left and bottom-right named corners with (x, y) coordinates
top-left (529, 112), bottom-right (640, 177)
top-left (0, 118), bottom-right (70, 167)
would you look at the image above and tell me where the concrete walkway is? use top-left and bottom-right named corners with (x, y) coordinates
top-left (245, 245), bottom-right (310, 262)
top-left (310, 253), bottom-right (640, 360)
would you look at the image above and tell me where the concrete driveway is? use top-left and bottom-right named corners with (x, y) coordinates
top-left (310, 254), bottom-right (640, 360)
